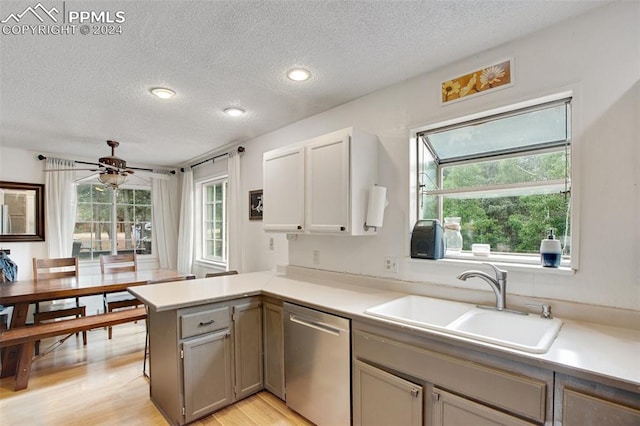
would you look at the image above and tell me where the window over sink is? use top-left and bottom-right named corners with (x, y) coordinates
top-left (412, 92), bottom-right (573, 268)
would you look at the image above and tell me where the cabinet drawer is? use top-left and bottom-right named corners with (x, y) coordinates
top-left (181, 306), bottom-right (230, 339)
top-left (354, 330), bottom-right (547, 423)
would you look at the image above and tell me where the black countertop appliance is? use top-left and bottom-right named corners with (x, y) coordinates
top-left (411, 219), bottom-right (445, 259)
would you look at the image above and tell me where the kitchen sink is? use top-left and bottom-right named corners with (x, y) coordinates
top-left (365, 295), bottom-right (562, 354)
top-left (447, 308), bottom-right (563, 353)
top-left (365, 295), bottom-right (474, 329)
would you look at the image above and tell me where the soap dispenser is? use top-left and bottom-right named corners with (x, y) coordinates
top-left (540, 229), bottom-right (562, 268)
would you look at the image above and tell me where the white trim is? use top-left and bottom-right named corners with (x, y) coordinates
top-left (194, 174), bottom-right (229, 267)
top-left (419, 90), bottom-right (573, 133)
top-left (425, 179), bottom-right (567, 198)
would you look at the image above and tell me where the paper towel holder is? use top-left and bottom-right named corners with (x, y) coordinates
top-left (364, 185), bottom-right (388, 231)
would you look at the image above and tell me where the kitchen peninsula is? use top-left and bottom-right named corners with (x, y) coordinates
top-left (131, 270), bottom-right (640, 425)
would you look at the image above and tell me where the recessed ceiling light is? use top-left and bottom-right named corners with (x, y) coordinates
top-left (150, 87), bottom-right (176, 99)
top-left (224, 107), bottom-right (246, 117)
top-left (287, 68), bottom-right (311, 81)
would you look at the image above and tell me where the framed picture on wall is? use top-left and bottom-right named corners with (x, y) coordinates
top-left (249, 189), bottom-right (263, 221)
top-left (441, 58), bottom-right (513, 105)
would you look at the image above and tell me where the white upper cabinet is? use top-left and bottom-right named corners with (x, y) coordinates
top-left (263, 127), bottom-right (378, 236)
top-left (305, 130), bottom-right (351, 233)
top-left (263, 145), bottom-right (305, 232)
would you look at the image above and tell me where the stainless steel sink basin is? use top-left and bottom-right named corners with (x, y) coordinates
top-left (447, 308), bottom-right (563, 353)
top-left (365, 295), bottom-right (473, 329)
top-left (365, 295), bottom-right (562, 353)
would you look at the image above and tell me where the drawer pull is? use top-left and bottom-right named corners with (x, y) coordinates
top-left (199, 320), bottom-right (215, 326)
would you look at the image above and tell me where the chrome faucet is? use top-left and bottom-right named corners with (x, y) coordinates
top-left (457, 263), bottom-right (508, 311)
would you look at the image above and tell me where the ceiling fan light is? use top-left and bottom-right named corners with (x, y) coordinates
top-left (224, 107), bottom-right (246, 117)
top-left (287, 68), bottom-right (311, 81)
top-left (150, 87), bottom-right (176, 99)
top-left (98, 172), bottom-right (128, 189)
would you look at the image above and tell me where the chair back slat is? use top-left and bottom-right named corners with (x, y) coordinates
top-left (205, 270), bottom-right (238, 278)
top-left (100, 252), bottom-right (137, 274)
top-left (33, 257), bottom-right (79, 281)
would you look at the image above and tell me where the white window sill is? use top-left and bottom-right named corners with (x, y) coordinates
top-left (195, 258), bottom-right (228, 269)
top-left (408, 253), bottom-right (574, 275)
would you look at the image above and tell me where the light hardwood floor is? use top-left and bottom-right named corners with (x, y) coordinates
top-left (0, 322), bottom-right (313, 426)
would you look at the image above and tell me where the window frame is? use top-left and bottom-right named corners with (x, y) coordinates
top-left (195, 175), bottom-right (229, 267)
top-left (409, 91), bottom-right (579, 270)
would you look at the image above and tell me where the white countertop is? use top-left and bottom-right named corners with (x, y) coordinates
top-left (130, 270), bottom-right (640, 391)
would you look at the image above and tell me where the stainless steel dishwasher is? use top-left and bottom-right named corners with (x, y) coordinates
top-left (284, 302), bottom-right (351, 426)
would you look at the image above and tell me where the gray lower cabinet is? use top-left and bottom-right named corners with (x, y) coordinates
top-left (432, 388), bottom-right (534, 426)
top-left (148, 297), bottom-right (263, 425)
top-left (263, 300), bottom-right (285, 399)
top-left (183, 329), bottom-right (233, 423)
top-left (554, 373), bottom-right (640, 425)
top-left (352, 323), bottom-right (552, 426)
top-left (353, 360), bottom-right (423, 426)
top-left (232, 298), bottom-right (263, 400)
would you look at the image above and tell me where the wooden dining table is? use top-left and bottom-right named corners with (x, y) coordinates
top-left (0, 269), bottom-right (190, 380)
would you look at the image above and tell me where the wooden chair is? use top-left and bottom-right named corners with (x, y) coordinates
top-left (32, 257), bottom-right (87, 355)
top-left (205, 270), bottom-right (238, 278)
top-left (100, 252), bottom-right (142, 339)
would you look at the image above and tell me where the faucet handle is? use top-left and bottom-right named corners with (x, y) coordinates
top-left (526, 303), bottom-right (553, 319)
top-left (483, 262), bottom-right (507, 279)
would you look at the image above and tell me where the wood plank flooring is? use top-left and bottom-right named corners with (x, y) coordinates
top-left (0, 322), bottom-right (313, 425)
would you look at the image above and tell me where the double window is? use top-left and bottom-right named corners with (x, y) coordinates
top-left (74, 184), bottom-right (152, 260)
top-left (199, 177), bottom-right (228, 265)
top-left (415, 94), bottom-right (572, 264)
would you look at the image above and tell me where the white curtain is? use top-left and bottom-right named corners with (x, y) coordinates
top-left (176, 170), bottom-right (194, 275)
top-left (227, 151), bottom-right (244, 272)
top-left (45, 158), bottom-right (77, 258)
top-left (152, 175), bottom-right (179, 269)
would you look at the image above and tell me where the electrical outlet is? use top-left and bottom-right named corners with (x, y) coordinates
top-left (384, 256), bottom-right (398, 273)
top-left (313, 250), bottom-right (320, 265)
top-left (268, 237), bottom-right (275, 251)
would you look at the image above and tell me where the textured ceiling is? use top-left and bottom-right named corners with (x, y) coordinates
top-left (0, 0), bottom-right (609, 168)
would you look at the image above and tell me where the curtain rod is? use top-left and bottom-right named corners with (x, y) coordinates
top-left (180, 146), bottom-right (245, 172)
top-left (37, 154), bottom-right (176, 174)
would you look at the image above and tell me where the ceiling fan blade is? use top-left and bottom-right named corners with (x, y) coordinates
top-left (44, 168), bottom-right (99, 172)
top-left (75, 173), bottom-right (100, 183)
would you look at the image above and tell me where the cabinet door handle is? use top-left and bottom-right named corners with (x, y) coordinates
top-left (432, 392), bottom-right (440, 402)
top-left (199, 320), bottom-right (215, 326)
top-left (411, 388), bottom-right (420, 398)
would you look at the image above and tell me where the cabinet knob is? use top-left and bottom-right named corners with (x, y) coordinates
top-left (340, 226), bottom-right (346, 231)
top-left (297, 225), bottom-right (302, 230)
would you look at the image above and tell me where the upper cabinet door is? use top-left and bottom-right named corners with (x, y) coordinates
top-left (305, 130), bottom-right (351, 234)
top-left (263, 145), bottom-right (305, 232)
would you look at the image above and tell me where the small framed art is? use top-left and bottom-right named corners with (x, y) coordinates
top-left (249, 189), bottom-right (263, 220)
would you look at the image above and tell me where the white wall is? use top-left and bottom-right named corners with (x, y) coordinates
top-left (237, 1), bottom-right (639, 310)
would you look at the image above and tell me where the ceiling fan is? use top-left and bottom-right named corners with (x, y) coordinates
top-left (42, 140), bottom-right (172, 188)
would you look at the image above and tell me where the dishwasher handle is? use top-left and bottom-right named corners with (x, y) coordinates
top-left (288, 314), bottom-right (343, 336)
